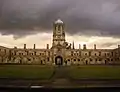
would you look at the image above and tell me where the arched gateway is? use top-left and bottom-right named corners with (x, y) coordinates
top-left (55, 56), bottom-right (63, 65)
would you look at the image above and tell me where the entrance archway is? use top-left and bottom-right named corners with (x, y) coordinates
top-left (55, 56), bottom-right (63, 65)
top-left (85, 60), bottom-right (88, 65)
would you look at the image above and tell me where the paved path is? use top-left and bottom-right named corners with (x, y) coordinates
top-left (49, 66), bottom-right (75, 87)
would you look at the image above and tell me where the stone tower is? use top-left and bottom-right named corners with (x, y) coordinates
top-left (52, 19), bottom-right (65, 47)
top-left (52, 19), bottom-right (66, 65)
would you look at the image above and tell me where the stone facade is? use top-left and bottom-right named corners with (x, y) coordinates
top-left (0, 19), bottom-right (120, 65)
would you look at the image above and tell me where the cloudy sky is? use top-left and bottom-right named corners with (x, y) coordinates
top-left (0, 0), bottom-right (120, 49)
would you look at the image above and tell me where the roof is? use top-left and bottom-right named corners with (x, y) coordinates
top-left (55, 19), bottom-right (63, 24)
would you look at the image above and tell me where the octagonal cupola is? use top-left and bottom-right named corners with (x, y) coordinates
top-left (55, 19), bottom-right (63, 24)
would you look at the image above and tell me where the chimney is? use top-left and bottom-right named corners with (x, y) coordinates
top-left (47, 44), bottom-right (49, 49)
top-left (83, 44), bottom-right (86, 50)
top-left (73, 41), bottom-right (75, 49)
top-left (79, 44), bottom-right (81, 49)
top-left (94, 44), bottom-right (96, 49)
top-left (24, 44), bottom-right (26, 49)
top-left (118, 45), bottom-right (120, 48)
top-left (34, 44), bottom-right (36, 49)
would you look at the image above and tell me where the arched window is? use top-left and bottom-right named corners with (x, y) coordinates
top-left (68, 59), bottom-right (70, 61)
top-left (89, 52), bottom-right (91, 56)
top-left (85, 53), bottom-right (87, 56)
top-left (95, 59), bottom-right (97, 61)
top-left (78, 59), bottom-right (80, 61)
top-left (105, 53), bottom-right (106, 56)
top-left (58, 25), bottom-right (61, 31)
top-left (71, 51), bottom-right (73, 56)
top-left (47, 58), bottom-right (49, 61)
top-left (90, 58), bottom-right (92, 61)
top-left (107, 53), bottom-right (110, 56)
top-left (99, 52), bottom-right (101, 56)
top-left (111, 52), bottom-right (113, 56)
top-left (34, 52), bottom-right (36, 55)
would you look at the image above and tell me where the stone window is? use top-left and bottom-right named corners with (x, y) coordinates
top-left (68, 59), bottom-right (70, 61)
top-left (99, 52), bottom-right (101, 56)
top-left (74, 59), bottom-right (76, 61)
top-left (111, 59), bottom-right (113, 61)
top-left (40, 53), bottom-right (41, 55)
top-left (95, 59), bottom-right (97, 61)
top-left (71, 51), bottom-right (73, 56)
top-left (117, 58), bottom-right (119, 61)
top-left (107, 58), bottom-right (110, 61)
top-left (77, 53), bottom-right (79, 56)
top-left (26, 51), bottom-right (28, 55)
top-left (89, 52), bottom-right (91, 56)
top-left (90, 58), bottom-right (92, 61)
top-left (95, 53), bottom-right (97, 56)
top-left (107, 53), bottom-right (110, 56)
top-left (58, 25), bottom-right (61, 31)
top-left (99, 58), bottom-right (102, 61)
top-left (85, 53), bottom-right (87, 56)
top-left (34, 52), bottom-right (36, 55)
top-left (79, 52), bottom-right (81, 56)
top-left (47, 58), bottom-right (49, 61)
top-left (14, 52), bottom-right (16, 55)
top-left (48, 52), bottom-right (50, 56)
top-left (105, 53), bottom-right (106, 56)
top-left (78, 59), bottom-right (80, 61)
top-left (111, 52), bottom-right (113, 56)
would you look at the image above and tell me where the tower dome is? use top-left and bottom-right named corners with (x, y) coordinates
top-left (55, 19), bottom-right (63, 24)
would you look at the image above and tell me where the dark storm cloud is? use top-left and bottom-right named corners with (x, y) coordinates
top-left (0, 0), bottom-right (120, 38)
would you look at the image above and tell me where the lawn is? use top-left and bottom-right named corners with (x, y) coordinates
top-left (0, 65), bottom-right (54, 79)
top-left (69, 65), bottom-right (120, 79)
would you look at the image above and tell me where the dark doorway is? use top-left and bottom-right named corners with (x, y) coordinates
top-left (20, 59), bottom-right (22, 64)
top-left (55, 56), bottom-right (63, 65)
top-left (105, 60), bottom-right (107, 65)
top-left (85, 60), bottom-right (88, 65)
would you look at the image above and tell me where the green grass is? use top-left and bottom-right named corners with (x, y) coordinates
top-left (1, 65), bottom-right (120, 80)
top-left (69, 65), bottom-right (120, 79)
top-left (0, 65), bottom-right (54, 79)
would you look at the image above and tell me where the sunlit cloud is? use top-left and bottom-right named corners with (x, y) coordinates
top-left (0, 32), bottom-right (119, 49)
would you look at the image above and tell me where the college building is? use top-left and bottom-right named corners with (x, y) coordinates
top-left (0, 19), bottom-right (120, 65)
